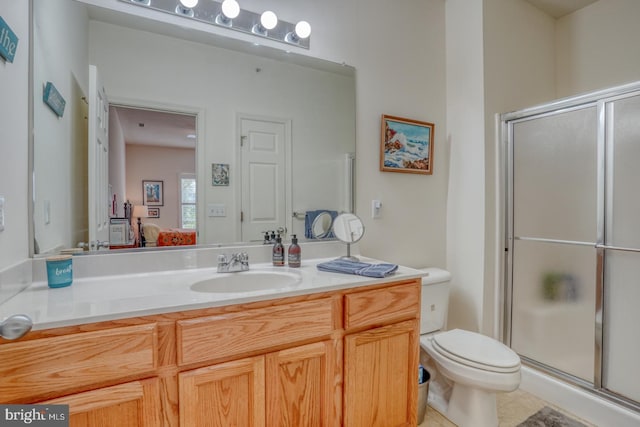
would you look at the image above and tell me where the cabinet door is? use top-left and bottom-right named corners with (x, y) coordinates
top-left (266, 340), bottom-right (341, 427)
top-left (179, 356), bottom-right (265, 427)
top-left (41, 378), bottom-right (160, 427)
top-left (343, 319), bottom-right (419, 427)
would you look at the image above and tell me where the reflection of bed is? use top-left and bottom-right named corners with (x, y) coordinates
top-left (143, 224), bottom-right (196, 247)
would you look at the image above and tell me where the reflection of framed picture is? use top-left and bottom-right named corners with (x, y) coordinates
top-left (147, 207), bottom-right (160, 218)
top-left (380, 115), bottom-right (434, 175)
top-left (143, 180), bottom-right (164, 206)
top-left (212, 163), bottom-right (230, 186)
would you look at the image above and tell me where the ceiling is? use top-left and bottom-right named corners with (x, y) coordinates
top-left (112, 106), bottom-right (197, 149)
top-left (525, 0), bottom-right (599, 18)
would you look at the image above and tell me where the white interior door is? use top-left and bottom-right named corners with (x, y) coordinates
top-left (240, 117), bottom-right (288, 242)
top-left (88, 65), bottom-right (110, 250)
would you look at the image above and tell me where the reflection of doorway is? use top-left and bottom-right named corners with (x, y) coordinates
top-left (239, 115), bottom-right (292, 242)
top-left (109, 105), bottom-right (197, 234)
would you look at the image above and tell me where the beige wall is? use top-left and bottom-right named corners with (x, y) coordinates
top-left (125, 145), bottom-right (196, 230)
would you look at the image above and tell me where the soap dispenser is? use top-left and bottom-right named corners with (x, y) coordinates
top-left (272, 234), bottom-right (285, 266)
top-left (288, 234), bottom-right (301, 267)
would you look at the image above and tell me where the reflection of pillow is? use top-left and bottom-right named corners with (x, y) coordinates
top-left (143, 223), bottom-right (161, 246)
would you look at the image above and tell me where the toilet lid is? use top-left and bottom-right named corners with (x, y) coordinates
top-left (432, 329), bottom-right (520, 373)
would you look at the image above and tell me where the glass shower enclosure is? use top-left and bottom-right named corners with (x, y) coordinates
top-left (501, 82), bottom-right (640, 411)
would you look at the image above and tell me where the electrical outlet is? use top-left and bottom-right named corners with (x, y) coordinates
top-left (0, 196), bottom-right (5, 232)
top-left (207, 203), bottom-right (226, 217)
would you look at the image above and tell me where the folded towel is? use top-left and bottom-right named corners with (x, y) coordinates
top-left (316, 259), bottom-right (398, 278)
top-left (304, 210), bottom-right (338, 239)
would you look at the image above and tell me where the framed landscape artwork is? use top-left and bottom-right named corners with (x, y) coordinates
top-left (380, 115), bottom-right (434, 175)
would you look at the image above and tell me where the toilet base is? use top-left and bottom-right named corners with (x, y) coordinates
top-left (447, 383), bottom-right (498, 427)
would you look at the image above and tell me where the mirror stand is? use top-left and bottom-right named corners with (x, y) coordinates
top-left (340, 243), bottom-right (359, 262)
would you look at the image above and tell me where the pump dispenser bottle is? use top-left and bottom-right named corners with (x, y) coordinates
top-left (272, 234), bottom-right (285, 266)
top-left (288, 234), bottom-right (301, 267)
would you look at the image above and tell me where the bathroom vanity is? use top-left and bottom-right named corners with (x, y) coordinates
top-left (0, 258), bottom-right (422, 426)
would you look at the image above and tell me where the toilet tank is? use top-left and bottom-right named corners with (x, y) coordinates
top-left (419, 268), bottom-right (451, 334)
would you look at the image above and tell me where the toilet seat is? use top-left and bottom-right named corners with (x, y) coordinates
top-left (432, 329), bottom-right (520, 373)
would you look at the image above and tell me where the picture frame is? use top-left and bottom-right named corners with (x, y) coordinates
top-left (212, 163), bottom-right (230, 186)
top-left (147, 207), bottom-right (160, 218)
top-left (380, 114), bottom-right (434, 175)
top-left (142, 180), bottom-right (164, 206)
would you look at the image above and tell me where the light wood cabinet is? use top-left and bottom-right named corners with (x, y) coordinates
top-left (343, 319), bottom-right (419, 427)
top-left (43, 379), bottom-right (161, 427)
top-left (179, 356), bottom-right (266, 427)
top-left (0, 278), bottom-right (420, 426)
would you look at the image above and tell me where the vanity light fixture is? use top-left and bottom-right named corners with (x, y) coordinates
top-left (215, 0), bottom-right (240, 27)
top-left (252, 11), bottom-right (278, 36)
top-left (176, 0), bottom-right (198, 17)
top-left (119, 0), bottom-right (311, 49)
top-left (285, 20), bottom-right (311, 44)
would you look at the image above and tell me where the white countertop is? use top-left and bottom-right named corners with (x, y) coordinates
top-left (0, 257), bottom-right (425, 331)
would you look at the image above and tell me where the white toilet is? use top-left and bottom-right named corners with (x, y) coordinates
top-left (419, 268), bottom-right (521, 427)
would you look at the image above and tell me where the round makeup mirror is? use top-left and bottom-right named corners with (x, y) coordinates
top-left (311, 211), bottom-right (334, 239)
top-left (331, 213), bottom-right (364, 261)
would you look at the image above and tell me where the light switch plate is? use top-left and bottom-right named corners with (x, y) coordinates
top-left (0, 196), bottom-right (5, 232)
top-left (207, 203), bottom-right (226, 217)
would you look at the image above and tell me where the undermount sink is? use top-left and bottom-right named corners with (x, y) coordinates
top-left (190, 270), bottom-right (303, 293)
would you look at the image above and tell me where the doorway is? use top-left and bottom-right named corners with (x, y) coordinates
top-left (109, 104), bottom-right (198, 237)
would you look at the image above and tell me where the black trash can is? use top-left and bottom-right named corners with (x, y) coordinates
top-left (417, 365), bottom-right (431, 424)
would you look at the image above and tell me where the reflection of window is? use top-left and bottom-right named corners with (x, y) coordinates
top-left (179, 173), bottom-right (196, 229)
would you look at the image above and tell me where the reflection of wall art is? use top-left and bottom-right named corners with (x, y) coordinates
top-left (212, 163), bottom-right (230, 186)
top-left (147, 207), bottom-right (160, 218)
top-left (380, 114), bottom-right (434, 175)
top-left (43, 82), bottom-right (66, 117)
top-left (142, 180), bottom-right (164, 206)
top-left (0, 17), bottom-right (19, 63)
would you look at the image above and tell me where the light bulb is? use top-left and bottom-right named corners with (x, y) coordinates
top-left (295, 21), bottom-right (311, 39)
top-left (260, 11), bottom-right (278, 30)
top-left (179, 0), bottom-right (198, 8)
top-left (221, 0), bottom-right (240, 19)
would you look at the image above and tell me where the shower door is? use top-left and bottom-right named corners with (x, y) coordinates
top-left (602, 93), bottom-right (640, 403)
top-left (508, 105), bottom-right (599, 383)
top-left (504, 83), bottom-right (640, 410)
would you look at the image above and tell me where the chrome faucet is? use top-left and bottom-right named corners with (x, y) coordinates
top-left (217, 252), bottom-right (250, 273)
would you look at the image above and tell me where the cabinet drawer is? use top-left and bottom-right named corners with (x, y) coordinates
top-left (177, 297), bottom-right (338, 366)
top-left (345, 281), bottom-right (420, 330)
top-left (0, 324), bottom-right (158, 403)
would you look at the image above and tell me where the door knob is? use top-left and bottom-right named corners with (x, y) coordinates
top-left (0, 314), bottom-right (33, 340)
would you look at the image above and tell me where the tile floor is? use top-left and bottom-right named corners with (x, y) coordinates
top-left (419, 388), bottom-right (597, 427)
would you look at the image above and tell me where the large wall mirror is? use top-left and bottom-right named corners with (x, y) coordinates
top-left (31, 0), bottom-right (356, 256)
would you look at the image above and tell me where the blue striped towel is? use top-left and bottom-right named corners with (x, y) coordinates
top-left (316, 259), bottom-right (398, 278)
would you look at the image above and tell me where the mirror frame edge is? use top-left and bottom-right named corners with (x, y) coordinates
top-left (28, 0), bottom-right (36, 257)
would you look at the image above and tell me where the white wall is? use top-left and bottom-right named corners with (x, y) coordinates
top-left (0, 1), bottom-right (29, 270)
top-left (350, 0), bottom-right (448, 268)
top-left (32, 0), bottom-right (89, 253)
top-left (108, 108), bottom-right (127, 218)
top-left (556, 0), bottom-right (640, 98)
top-left (445, 0), bottom-right (486, 332)
top-left (482, 0), bottom-right (556, 335)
